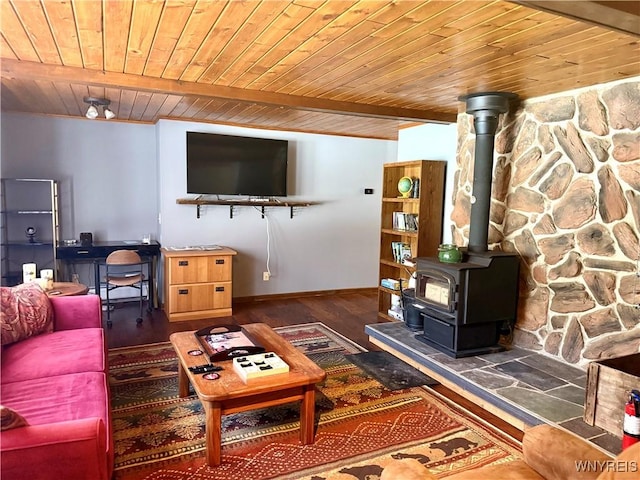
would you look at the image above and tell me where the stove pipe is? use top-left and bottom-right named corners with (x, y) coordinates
top-left (459, 92), bottom-right (518, 253)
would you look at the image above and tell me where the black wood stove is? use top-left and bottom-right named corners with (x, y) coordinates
top-left (414, 251), bottom-right (519, 357)
top-left (411, 92), bottom-right (520, 358)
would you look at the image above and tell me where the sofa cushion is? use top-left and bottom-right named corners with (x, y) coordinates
top-left (379, 458), bottom-right (435, 480)
top-left (0, 283), bottom-right (53, 346)
top-left (1, 371), bottom-right (109, 428)
top-left (379, 458), bottom-right (544, 480)
top-left (0, 405), bottom-right (29, 431)
top-left (439, 460), bottom-right (545, 480)
top-left (0, 328), bottom-right (106, 384)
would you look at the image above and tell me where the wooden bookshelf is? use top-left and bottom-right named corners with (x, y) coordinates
top-left (378, 160), bottom-right (446, 321)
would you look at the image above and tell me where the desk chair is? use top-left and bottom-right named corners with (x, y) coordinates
top-left (102, 250), bottom-right (147, 328)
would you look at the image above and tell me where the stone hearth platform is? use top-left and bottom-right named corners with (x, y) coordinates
top-left (366, 322), bottom-right (623, 455)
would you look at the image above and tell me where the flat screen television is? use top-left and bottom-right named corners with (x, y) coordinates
top-left (186, 132), bottom-right (288, 197)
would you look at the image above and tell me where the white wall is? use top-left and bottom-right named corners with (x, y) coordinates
top-left (157, 120), bottom-right (395, 296)
top-left (1, 113), bottom-right (158, 242)
top-left (0, 114), bottom-right (458, 297)
top-left (397, 123), bottom-right (458, 243)
top-left (0, 112), bottom-right (396, 296)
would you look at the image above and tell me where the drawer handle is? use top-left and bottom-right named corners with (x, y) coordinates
top-left (178, 289), bottom-right (189, 295)
top-left (215, 286), bottom-right (225, 292)
top-left (215, 259), bottom-right (225, 264)
top-left (178, 260), bottom-right (189, 266)
top-left (78, 250), bottom-right (89, 254)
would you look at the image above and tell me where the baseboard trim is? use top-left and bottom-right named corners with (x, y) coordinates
top-left (234, 287), bottom-right (377, 304)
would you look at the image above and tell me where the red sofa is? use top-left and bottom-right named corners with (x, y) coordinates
top-left (0, 289), bottom-right (113, 480)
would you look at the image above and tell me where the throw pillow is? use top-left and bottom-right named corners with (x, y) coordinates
top-left (0, 405), bottom-right (29, 431)
top-left (0, 282), bottom-right (54, 345)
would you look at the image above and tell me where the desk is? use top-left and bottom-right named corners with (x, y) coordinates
top-left (56, 241), bottom-right (161, 308)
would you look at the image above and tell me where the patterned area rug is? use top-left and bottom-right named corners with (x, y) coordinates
top-left (109, 322), bottom-right (522, 480)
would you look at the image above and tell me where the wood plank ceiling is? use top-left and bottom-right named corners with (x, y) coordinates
top-left (1, 0), bottom-right (638, 140)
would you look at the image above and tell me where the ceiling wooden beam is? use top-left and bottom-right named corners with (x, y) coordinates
top-left (0, 59), bottom-right (457, 124)
top-left (512, 1), bottom-right (640, 36)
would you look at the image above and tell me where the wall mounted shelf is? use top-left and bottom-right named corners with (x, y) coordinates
top-left (176, 198), bottom-right (316, 219)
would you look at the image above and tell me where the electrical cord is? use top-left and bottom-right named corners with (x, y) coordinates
top-left (253, 206), bottom-right (271, 277)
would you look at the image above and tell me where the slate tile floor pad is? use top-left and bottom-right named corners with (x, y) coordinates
top-left (366, 322), bottom-right (623, 455)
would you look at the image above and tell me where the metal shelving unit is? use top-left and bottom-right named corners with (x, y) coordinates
top-left (1, 179), bottom-right (59, 286)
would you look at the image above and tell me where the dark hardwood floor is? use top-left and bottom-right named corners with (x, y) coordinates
top-left (105, 290), bottom-right (523, 443)
top-left (105, 290), bottom-right (382, 351)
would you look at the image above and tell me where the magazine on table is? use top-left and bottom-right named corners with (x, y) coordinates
top-left (194, 324), bottom-right (265, 361)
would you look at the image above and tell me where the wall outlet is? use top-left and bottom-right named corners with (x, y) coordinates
top-left (263, 272), bottom-right (270, 281)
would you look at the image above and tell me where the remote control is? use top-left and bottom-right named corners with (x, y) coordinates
top-left (189, 364), bottom-right (223, 374)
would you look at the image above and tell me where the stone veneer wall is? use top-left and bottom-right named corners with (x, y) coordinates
top-left (451, 78), bottom-right (640, 367)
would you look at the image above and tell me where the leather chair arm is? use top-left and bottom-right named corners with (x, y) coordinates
top-left (523, 424), bottom-right (612, 480)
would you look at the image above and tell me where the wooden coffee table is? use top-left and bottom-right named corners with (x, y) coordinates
top-left (169, 323), bottom-right (327, 467)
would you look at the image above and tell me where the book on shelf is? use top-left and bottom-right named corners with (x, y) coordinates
top-left (391, 241), bottom-right (412, 263)
top-left (381, 278), bottom-right (400, 290)
top-left (392, 212), bottom-right (418, 232)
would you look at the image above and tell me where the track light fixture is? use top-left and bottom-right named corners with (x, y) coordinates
top-left (83, 97), bottom-right (115, 120)
top-left (85, 104), bottom-right (99, 119)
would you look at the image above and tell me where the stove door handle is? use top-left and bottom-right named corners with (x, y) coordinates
top-left (430, 317), bottom-right (451, 327)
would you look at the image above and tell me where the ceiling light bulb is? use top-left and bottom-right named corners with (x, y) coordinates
top-left (86, 105), bottom-right (98, 119)
top-left (104, 107), bottom-right (115, 120)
